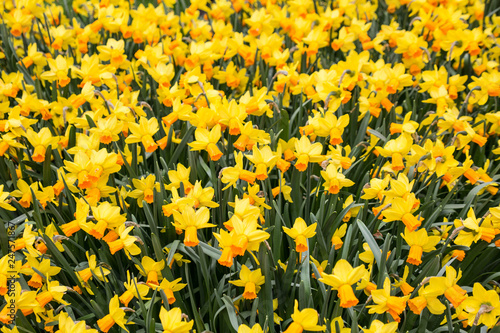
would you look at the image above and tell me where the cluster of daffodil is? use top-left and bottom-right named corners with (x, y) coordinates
top-left (1, 0), bottom-right (500, 332)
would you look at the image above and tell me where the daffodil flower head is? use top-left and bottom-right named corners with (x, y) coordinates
top-left (229, 265), bottom-right (265, 300)
top-left (319, 259), bottom-right (367, 308)
top-left (283, 300), bottom-right (326, 333)
top-left (283, 217), bottom-right (317, 253)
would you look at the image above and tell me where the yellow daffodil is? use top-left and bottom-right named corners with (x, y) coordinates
top-left (283, 300), bottom-right (326, 332)
top-left (401, 227), bottom-right (441, 266)
top-left (158, 277), bottom-right (186, 305)
top-left (320, 260), bottom-right (367, 308)
top-left (283, 217), bottom-right (317, 253)
top-left (172, 206), bottom-right (216, 247)
top-left (97, 295), bottom-right (133, 333)
top-left (368, 277), bottom-right (409, 322)
top-left (294, 136), bottom-right (325, 172)
top-left (229, 265), bottom-right (265, 300)
top-left (159, 307), bottom-right (193, 333)
top-left (188, 123), bottom-right (223, 161)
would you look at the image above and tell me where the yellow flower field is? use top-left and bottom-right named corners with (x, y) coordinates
top-left (0, 0), bottom-right (500, 332)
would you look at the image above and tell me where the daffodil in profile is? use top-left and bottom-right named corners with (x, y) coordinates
top-left (158, 277), bottom-right (187, 305)
top-left (107, 225), bottom-right (142, 258)
top-left (57, 311), bottom-right (97, 333)
top-left (393, 265), bottom-right (414, 296)
top-left (429, 266), bottom-right (467, 308)
top-left (97, 295), bottom-right (133, 333)
top-left (119, 271), bottom-right (150, 307)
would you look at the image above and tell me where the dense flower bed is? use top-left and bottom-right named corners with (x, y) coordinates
top-left (0, 0), bottom-right (500, 332)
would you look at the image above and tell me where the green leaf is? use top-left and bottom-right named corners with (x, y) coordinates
top-left (222, 295), bottom-right (240, 332)
top-left (357, 220), bottom-right (381, 269)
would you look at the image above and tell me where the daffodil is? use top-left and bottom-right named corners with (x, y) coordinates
top-left (376, 133), bottom-right (413, 171)
top-left (107, 225), bottom-right (142, 258)
top-left (283, 300), bottom-right (326, 332)
top-left (245, 145), bottom-right (279, 180)
top-left (162, 98), bottom-right (192, 126)
top-left (57, 311), bottom-right (97, 333)
top-left (229, 216), bottom-right (270, 256)
top-left (217, 99), bottom-right (248, 134)
top-left (213, 229), bottom-right (236, 267)
top-left (135, 256), bottom-right (165, 287)
top-left (459, 283), bottom-right (500, 329)
top-left (60, 198), bottom-right (91, 237)
top-left (97, 38), bottom-right (130, 70)
top-left (0, 185), bottom-right (15, 211)
top-left (320, 164), bottom-right (355, 194)
top-left (119, 272), bottom-right (150, 307)
top-left (408, 283), bottom-right (446, 315)
top-left (97, 295), bottom-right (133, 333)
top-left (40, 55), bottom-right (73, 87)
top-left (368, 277), bottom-right (409, 322)
top-left (0, 282), bottom-right (38, 324)
top-left (125, 117), bottom-right (159, 153)
top-left (172, 206), bottom-right (216, 247)
top-left (453, 208), bottom-right (489, 247)
top-left (35, 279), bottom-right (69, 308)
top-left (294, 136), bottom-right (325, 172)
top-left (76, 252), bottom-right (111, 283)
top-left (331, 223), bottom-right (347, 250)
top-left (272, 179), bottom-right (293, 203)
top-left (128, 174), bottom-right (161, 207)
top-left (24, 128), bottom-right (59, 163)
top-left (382, 193), bottom-right (422, 231)
top-left (229, 265), bottom-right (265, 300)
top-left (89, 115), bottom-right (123, 144)
top-left (362, 320), bottom-right (398, 333)
top-left (88, 202), bottom-right (127, 239)
top-left (158, 278), bottom-right (186, 305)
top-left (221, 152), bottom-right (257, 190)
top-left (393, 265), bottom-right (414, 296)
top-left (283, 217), bottom-right (317, 253)
top-left (401, 227), bottom-right (441, 266)
top-left (0, 255), bottom-right (20, 296)
top-left (159, 307), bottom-right (193, 333)
top-left (238, 323), bottom-right (264, 333)
top-left (320, 259), bottom-right (367, 308)
top-left (188, 124), bottom-right (223, 161)
top-left (21, 256), bottom-right (61, 289)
